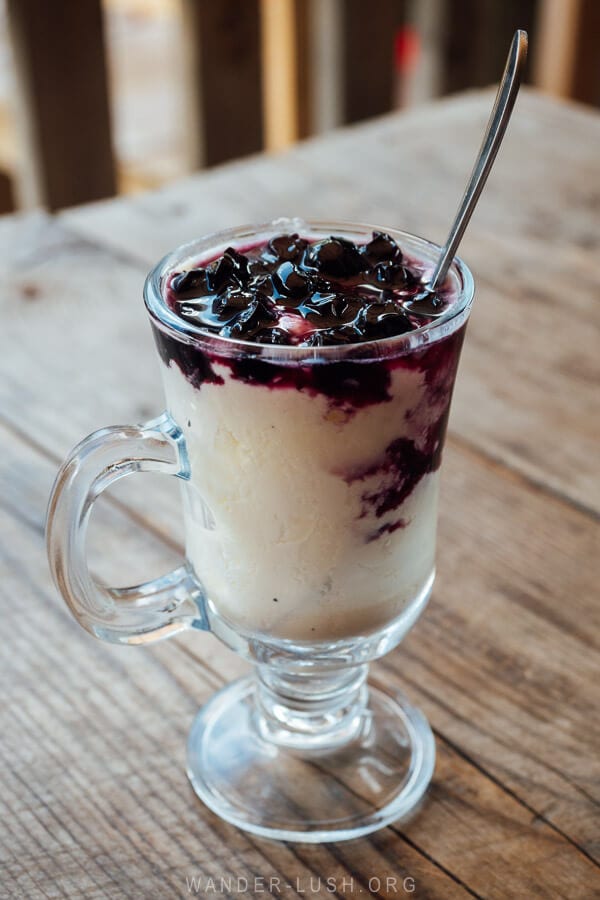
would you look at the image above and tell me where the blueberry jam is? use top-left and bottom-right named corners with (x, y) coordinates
top-left (165, 232), bottom-right (446, 346)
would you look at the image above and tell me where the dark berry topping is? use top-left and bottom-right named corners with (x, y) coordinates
top-left (221, 298), bottom-right (277, 339)
top-left (304, 324), bottom-right (363, 346)
top-left (223, 247), bottom-right (252, 284)
top-left (364, 231), bottom-right (403, 265)
top-left (273, 261), bottom-right (311, 299)
top-left (212, 290), bottom-right (253, 318)
top-left (307, 237), bottom-right (365, 277)
top-left (267, 233), bottom-right (308, 262)
top-left (252, 274), bottom-right (275, 297)
top-left (171, 268), bottom-right (209, 298)
top-left (206, 255), bottom-right (235, 293)
top-left (166, 231), bottom-right (452, 345)
top-left (371, 262), bottom-right (412, 289)
top-left (356, 302), bottom-right (412, 338)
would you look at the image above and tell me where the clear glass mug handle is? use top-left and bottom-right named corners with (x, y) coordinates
top-left (46, 412), bottom-right (206, 645)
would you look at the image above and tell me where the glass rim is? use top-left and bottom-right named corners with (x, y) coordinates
top-left (143, 218), bottom-right (474, 362)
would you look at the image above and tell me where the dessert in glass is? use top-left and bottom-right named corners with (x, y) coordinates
top-left (47, 218), bottom-right (473, 842)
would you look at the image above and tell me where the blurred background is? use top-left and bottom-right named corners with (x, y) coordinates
top-left (0, 0), bottom-right (598, 214)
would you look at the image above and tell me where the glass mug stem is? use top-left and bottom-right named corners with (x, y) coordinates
top-left (46, 412), bottom-right (205, 645)
top-left (256, 662), bottom-right (372, 751)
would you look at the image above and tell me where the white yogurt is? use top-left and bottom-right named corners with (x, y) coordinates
top-left (160, 358), bottom-right (442, 640)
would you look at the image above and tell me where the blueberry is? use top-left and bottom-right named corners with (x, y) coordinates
top-left (371, 262), bottom-right (410, 289)
top-left (171, 268), bottom-right (209, 298)
top-left (334, 236), bottom-right (361, 251)
top-left (299, 296), bottom-right (334, 323)
top-left (308, 238), bottom-right (365, 277)
top-left (251, 274), bottom-right (275, 296)
top-left (221, 299), bottom-right (277, 338)
top-left (364, 232), bottom-right (402, 265)
top-left (206, 255), bottom-right (235, 292)
top-left (356, 302), bottom-right (413, 338)
top-left (304, 307), bottom-right (328, 326)
top-left (331, 295), bottom-right (349, 318)
top-left (381, 315), bottom-right (413, 338)
top-left (357, 300), bottom-right (396, 322)
top-left (401, 266), bottom-right (419, 287)
top-left (212, 290), bottom-right (253, 319)
top-left (177, 300), bottom-right (226, 331)
top-left (303, 293), bottom-right (359, 326)
top-left (248, 258), bottom-right (270, 277)
top-left (223, 247), bottom-right (252, 284)
top-left (321, 324), bottom-right (364, 345)
top-left (325, 323), bottom-right (362, 344)
top-left (273, 261), bottom-right (311, 299)
top-left (306, 239), bottom-right (341, 272)
top-left (304, 291), bottom-right (337, 310)
top-left (178, 303), bottom-right (206, 322)
top-left (267, 233), bottom-right (308, 262)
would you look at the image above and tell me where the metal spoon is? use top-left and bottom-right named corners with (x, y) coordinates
top-left (427, 29), bottom-right (528, 297)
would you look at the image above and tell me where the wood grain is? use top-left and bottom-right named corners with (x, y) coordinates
top-left (1, 91), bottom-right (599, 897)
top-left (181, 0), bottom-right (264, 168)
top-left (569, 0), bottom-right (600, 106)
top-left (2, 423), bottom-right (599, 898)
top-left (533, 0), bottom-right (600, 106)
top-left (440, 0), bottom-right (537, 94)
top-left (6, 0), bottom-right (116, 211)
top-left (0, 169), bottom-right (15, 215)
top-left (340, 0), bottom-right (402, 124)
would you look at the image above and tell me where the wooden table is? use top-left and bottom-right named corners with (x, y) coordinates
top-left (1, 89), bottom-right (598, 899)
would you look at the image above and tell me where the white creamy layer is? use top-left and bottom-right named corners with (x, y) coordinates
top-left (161, 361), bottom-right (441, 640)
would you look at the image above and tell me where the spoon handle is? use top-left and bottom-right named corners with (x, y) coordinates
top-left (428, 30), bottom-right (528, 293)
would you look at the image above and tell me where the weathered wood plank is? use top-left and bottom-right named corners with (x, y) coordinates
top-left (261, 0), bottom-right (303, 150)
top-left (2, 424), bottom-right (599, 898)
top-left (58, 90), bottom-right (600, 514)
top-left (340, 0), bottom-right (403, 124)
top-left (569, 0), bottom-right (600, 105)
top-left (260, 0), bottom-right (322, 147)
top-left (0, 426), bottom-right (473, 899)
top-left (59, 90), bottom-right (600, 266)
top-left (171, 433), bottom-right (600, 864)
top-left (6, 0), bottom-right (116, 211)
top-left (0, 169), bottom-right (15, 214)
top-left (0, 213), bottom-right (184, 550)
top-left (440, 0), bottom-right (537, 95)
top-left (0, 217), bottom-right (598, 866)
top-left (181, 0), bottom-right (264, 168)
top-left (1, 90), bottom-right (599, 892)
top-left (533, 0), bottom-right (600, 106)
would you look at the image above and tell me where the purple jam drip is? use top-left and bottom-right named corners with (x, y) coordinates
top-left (154, 330), bottom-right (224, 390)
top-left (346, 407), bottom-right (452, 522)
top-left (366, 519), bottom-right (407, 543)
top-left (152, 320), bottom-right (464, 411)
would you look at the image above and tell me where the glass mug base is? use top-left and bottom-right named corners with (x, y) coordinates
top-left (187, 672), bottom-right (435, 843)
top-left (183, 569), bottom-right (435, 840)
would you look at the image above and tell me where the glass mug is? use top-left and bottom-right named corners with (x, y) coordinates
top-left (47, 219), bottom-right (473, 842)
